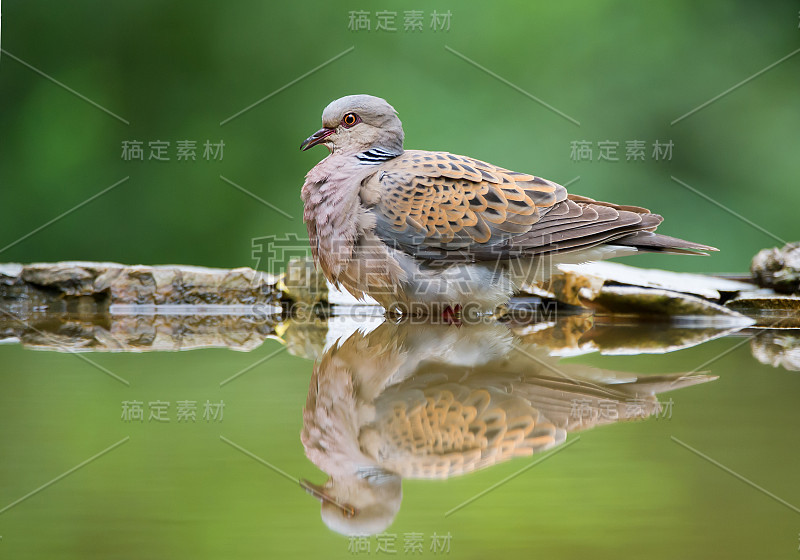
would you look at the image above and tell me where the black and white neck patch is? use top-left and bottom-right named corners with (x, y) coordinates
top-left (356, 148), bottom-right (400, 164)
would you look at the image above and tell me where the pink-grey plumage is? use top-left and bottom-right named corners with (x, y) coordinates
top-left (301, 95), bottom-right (716, 313)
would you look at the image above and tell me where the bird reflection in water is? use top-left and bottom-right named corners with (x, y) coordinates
top-left (299, 319), bottom-right (717, 535)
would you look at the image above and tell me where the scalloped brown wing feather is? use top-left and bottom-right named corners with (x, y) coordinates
top-left (366, 150), bottom-right (566, 253)
top-left (364, 150), bottom-right (715, 259)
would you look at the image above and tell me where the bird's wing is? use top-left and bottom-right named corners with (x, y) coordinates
top-left (364, 150), bottom-right (565, 253)
top-left (364, 150), bottom-right (665, 259)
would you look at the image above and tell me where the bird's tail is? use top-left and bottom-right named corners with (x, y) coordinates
top-left (613, 231), bottom-right (718, 255)
top-left (615, 371), bottom-right (719, 396)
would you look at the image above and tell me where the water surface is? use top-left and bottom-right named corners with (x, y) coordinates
top-left (0, 311), bottom-right (798, 559)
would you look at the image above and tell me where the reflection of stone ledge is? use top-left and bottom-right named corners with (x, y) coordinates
top-left (0, 314), bottom-right (281, 353)
top-left (507, 314), bottom-right (743, 356)
top-left (0, 306), bottom-right (792, 369)
top-left (725, 295), bottom-right (800, 328)
top-left (751, 331), bottom-right (800, 371)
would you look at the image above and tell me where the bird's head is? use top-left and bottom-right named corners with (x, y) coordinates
top-left (300, 94), bottom-right (404, 155)
top-left (301, 469), bottom-right (402, 537)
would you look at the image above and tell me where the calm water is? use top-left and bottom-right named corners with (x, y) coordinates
top-left (0, 311), bottom-right (798, 559)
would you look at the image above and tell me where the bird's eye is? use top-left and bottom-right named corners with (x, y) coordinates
top-left (341, 112), bottom-right (360, 128)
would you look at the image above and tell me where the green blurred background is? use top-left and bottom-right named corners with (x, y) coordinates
top-left (1, 1), bottom-right (797, 272)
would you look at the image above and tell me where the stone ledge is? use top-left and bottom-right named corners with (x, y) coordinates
top-left (1, 261), bottom-right (280, 307)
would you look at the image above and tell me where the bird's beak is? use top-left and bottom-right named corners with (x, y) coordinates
top-left (300, 127), bottom-right (335, 151)
top-left (300, 478), bottom-right (357, 518)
